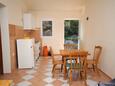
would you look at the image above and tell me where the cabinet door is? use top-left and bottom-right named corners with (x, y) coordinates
top-left (23, 13), bottom-right (32, 29)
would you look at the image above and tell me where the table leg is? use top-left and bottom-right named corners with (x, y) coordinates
top-left (64, 57), bottom-right (67, 80)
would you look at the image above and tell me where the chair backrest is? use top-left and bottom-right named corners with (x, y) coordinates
top-left (93, 45), bottom-right (102, 64)
top-left (64, 44), bottom-right (78, 50)
top-left (68, 51), bottom-right (88, 69)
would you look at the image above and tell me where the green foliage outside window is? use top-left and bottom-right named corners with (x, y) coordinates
top-left (64, 20), bottom-right (79, 44)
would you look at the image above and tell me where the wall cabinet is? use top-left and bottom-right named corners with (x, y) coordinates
top-left (23, 13), bottom-right (35, 30)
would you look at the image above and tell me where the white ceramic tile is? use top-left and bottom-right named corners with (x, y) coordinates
top-left (43, 77), bottom-right (56, 83)
top-left (45, 84), bottom-right (54, 86)
top-left (26, 70), bottom-right (36, 75)
top-left (86, 79), bottom-right (98, 86)
top-left (12, 82), bottom-right (15, 86)
top-left (45, 68), bottom-right (52, 72)
top-left (22, 75), bottom-right (34, 80)
top-left (47, 67), bottom-right (52, 70)
top-left (48, 60), bottom-right (52, 62)
top-left (44, 72), bottom-right (52, 77)
top-left (39, 59), bottom-right (43, 61)
top-left (58, 78), bottom-right (68, 83)
top-left (35, 63), bottom-right (39, 66)
top-left (87, 75), bottom-right (92, 79)
top-left (37, 59), bottom-right (40, 62)
top-left (34, 66), bottom-right (38, 70)
top-left (16, 81), bottom-right (32, 86)
top-left (47, 65), bottom-right (53, 68)
top-left (47, 63), bottom-right (51, 67)
top-left (48, 61), bottom-right (52, 64)
top-left (61, 83), bottom-right (69, 86)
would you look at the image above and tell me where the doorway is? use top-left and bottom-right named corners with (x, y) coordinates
top-left (0, 27), bottom-right (3, 74)
top-left (0, 3), bottom-right (5, 74)
top-left (64, 19), bottom-right (79, 49)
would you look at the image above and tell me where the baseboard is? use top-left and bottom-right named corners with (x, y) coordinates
top-left (98, 68), bottom-right (112, 80)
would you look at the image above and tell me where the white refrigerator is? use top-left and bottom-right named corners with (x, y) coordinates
top-left (17, 39), bottom-right (35, 69)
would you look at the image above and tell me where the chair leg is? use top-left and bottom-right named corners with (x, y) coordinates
top-left (95, 65), bottom-right (100, 75)
top-left (92, 64), bottom-right (95, 71)
top-left (52, 64), bottom-right (56, 73)
top-left (52, 64), bottom-right (56, 77)
top-left (82, 70), bottom-right (87, 86)
top-left (84, 79), bottom-right (87, 86)
top-left (69, 69), bottom-right (72, 86)
top-left (84, 70), bottom-right (87, 80)
top-left (80, 71), bottom-right (83, 79)
top-left (61, 64), bottom-right (63, 72)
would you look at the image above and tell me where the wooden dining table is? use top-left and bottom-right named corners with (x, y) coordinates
top-left (60, 49), bottom-right (88, 79)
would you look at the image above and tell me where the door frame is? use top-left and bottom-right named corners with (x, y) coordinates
top-left (63, 18), bottom-right (80, 49)
top-left (0, 3), bottom-right (5, 74)
top-left (0, 3), bottom-right (11, 73)
top-left (0, 28), bottom-right (3, 74)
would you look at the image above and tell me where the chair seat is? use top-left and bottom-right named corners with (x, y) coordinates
top-left (54, 60), bottom-right (63, 64)
top-left (53, 55), bottom-right (62, 60)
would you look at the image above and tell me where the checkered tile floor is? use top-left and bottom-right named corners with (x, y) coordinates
top-left (0, 56), bottom-right (111, 86)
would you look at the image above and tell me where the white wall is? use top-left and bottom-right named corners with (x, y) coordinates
top-left (83, 0), bottom-right (115, 78)
top-left (0, 0), bottom-right (27, 26)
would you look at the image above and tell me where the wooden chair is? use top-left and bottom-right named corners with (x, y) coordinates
top-left (50, 47), bottom-right (63, 77)
top-left (66, 51), bottom-right (88, 86)
top-left (87, 45), bottom-right (102, 72)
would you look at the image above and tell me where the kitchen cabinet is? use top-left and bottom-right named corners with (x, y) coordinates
top-left (23, 13), bottom-right (35, 30)
top-left (17, 39), bottom-right (35, 69)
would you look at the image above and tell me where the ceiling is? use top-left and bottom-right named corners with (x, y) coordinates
top-left (23, 0), bottom-right (85, 11)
